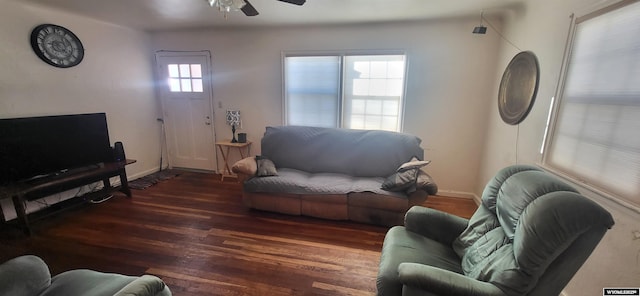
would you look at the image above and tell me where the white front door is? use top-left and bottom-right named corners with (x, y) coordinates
top-left (155, 51), bottom-right (216, 171)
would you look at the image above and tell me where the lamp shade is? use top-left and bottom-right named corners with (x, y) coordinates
top-left (226, 110), bottom-right (240, 126)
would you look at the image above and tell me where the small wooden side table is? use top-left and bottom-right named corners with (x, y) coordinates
top-left (215, 140), bottom-right (252, 182)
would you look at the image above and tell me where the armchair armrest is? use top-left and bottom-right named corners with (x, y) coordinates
top-left (404, 206), bottom-right (468, 245)
top-left (114, 275), bottom-right (171, 296)
top-left (398, 263), bottom-right (506, 296)
top-left (0, 255), bottom-right (52, 295)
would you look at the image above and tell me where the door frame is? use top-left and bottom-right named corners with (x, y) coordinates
top-left (154, 50), bottom-right (218, 171)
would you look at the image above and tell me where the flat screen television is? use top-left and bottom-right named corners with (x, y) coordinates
top-left (0, 113), bottom-right (113, 185)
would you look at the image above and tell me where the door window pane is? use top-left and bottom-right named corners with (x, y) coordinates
top-left (191, 64), bottom-right (202, 78)
top-left (168, 65), bottom-right (180, 78)
top-left (179, 64), bottom-right (191, 78)
top-left (169, 78), bottom-right (181, 92)
top-left (166, 63), bottom-right (204, 93)
top-left (192, 79), bottom-right (203, 92)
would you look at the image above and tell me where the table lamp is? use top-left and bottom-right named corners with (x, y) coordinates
top-left (226, 110), bottom-right (241, 143)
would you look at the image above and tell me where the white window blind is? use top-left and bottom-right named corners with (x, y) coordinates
top-left (546, 0), bottom-right (640, 209)
top-left (285, 56), bottom-right (340, 128)
top-left (284, 54), bottom-right (406, 131)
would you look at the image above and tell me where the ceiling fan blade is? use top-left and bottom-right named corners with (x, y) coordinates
top-left (278, 0), bottom-right (306, 5)
top-left (241, 0), bottom-right (259, 16)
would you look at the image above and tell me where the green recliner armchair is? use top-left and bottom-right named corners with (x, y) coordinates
top-left (0, 255), bottom-right (172, 296)
top-left (376, 165), bottom-right (614, 296)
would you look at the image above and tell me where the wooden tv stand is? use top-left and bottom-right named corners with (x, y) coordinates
top-left (0, 159), bottom-right (136, 235)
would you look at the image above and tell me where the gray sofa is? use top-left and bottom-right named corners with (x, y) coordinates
top-left (376, 165), bottom-right (614, 296)
top-left (235, 126), bottom-right (434, 226)
top-left (0, 255), bottom-right (171, 296)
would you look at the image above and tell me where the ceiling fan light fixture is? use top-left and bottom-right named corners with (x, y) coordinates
top-left (206, 0), bottom-right (304, 18)
top-left (206, 0), bottom-right (246, 13)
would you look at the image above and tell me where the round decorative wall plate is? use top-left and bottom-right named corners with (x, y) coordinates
top-left (30, 24), bottom-right (84, 68)
top-left (498, 51), bottom-right (540, 125)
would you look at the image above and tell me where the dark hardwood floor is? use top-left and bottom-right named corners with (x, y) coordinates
top-left (0, 171), bottom-right (477, 295)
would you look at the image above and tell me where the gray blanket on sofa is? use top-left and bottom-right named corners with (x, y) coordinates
top-left (261, 126), bottom-right (424, 178)
top-left (243, 168), bottom-right (405, 197)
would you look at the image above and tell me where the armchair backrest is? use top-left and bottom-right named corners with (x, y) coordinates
top-left (452, 165), bottom-right (614, 296)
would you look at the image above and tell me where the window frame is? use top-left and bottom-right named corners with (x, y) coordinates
top-left (542, 0), bottom-right (640, 213)
top-left (281, 50), bottom-right (409, 132)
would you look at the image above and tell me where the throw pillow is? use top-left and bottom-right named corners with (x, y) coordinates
top-left (381, 157), bottom-right (432, 192)
top-left (381, 168), bottom-right (419, 191)
top-left (397, 157), bottom-right (431, 172)
top-left (231, 157), bottom-right (257, 175)
top-left (255, 156), bottom-right (278, 177)
top-left (406, 169), bottom-right (439, 195)
top-left (416, 170), bottom-right (438, 195)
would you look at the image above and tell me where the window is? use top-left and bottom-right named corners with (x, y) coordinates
top-left (284, 53), bottom-right (406, 131)
top-left (544, 0), bottom-right (640, 209)
top-left (167, 64), bottom-right (203, 92)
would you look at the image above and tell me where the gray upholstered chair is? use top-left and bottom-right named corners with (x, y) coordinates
top-left (0, 255), bottom-right (171, 296)
top-left (376, 165), bottom-right (614, 296)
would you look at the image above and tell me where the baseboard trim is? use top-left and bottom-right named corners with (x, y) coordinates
top-left (436, 190), bottom-right (480, 205)
top-left (127, 166), bottom-right (162, 181)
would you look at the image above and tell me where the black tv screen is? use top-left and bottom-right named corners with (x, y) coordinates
top-left (0, 113), bottom-right (113, 185)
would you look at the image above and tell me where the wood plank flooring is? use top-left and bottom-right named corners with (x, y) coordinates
top-left (0, 171), bottom-right (477, 295)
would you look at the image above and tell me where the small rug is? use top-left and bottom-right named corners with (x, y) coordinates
top-left (129, 169), bottom-right (181, 190)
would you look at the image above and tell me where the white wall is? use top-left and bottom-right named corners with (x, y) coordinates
top-left (478, 0), bottom-right (640, 294)
top-left (0, 1), bottom-right (161, 218)
top-left (150, 17), bottom-right (504, 195)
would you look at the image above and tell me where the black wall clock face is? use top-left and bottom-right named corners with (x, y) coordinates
top-left (30, 24), bottom-right (84, 68)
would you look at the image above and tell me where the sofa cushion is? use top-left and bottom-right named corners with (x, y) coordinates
top-left (232, 157), bottom-right (257, 175)
top-left (261, 126), bottom-right (423, 177)
top-left (377, 226), bottom-right (464, 296)
top-left (382, 157), bottom-right (433, 193)
top-left (255, 156), bottom-right (278, 176)
top-left (301, 194), bottom-right (349, 220)
top-left (242, 192), bottom-right (301, 215)
top-left (397, 158), bottom-right (430, 172)
top-left (244, 168), bottom-right (405, 197)
top-left (381, 169), bottom-right (419, 192)
top-left (348, 192), bottom-right (411, 212)
top-left (409, 170), bottom-right (438, 195)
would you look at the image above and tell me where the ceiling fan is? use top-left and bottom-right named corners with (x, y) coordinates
top-left (206, 0), bottom-right (306, 17)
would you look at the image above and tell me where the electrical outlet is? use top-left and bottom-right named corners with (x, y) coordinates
top-left (218, 101), bottom-right (222, 108)
top-left (633, 230), bottom-right (640, 240)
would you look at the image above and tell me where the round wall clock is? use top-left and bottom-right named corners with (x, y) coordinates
top-left (498, 51), bottom-right (540, 125)
top-left (30, 24), bottom-right (84, 68)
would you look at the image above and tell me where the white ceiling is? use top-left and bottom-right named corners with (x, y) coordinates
top-left (21, 0), bottom-right (525, 31)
